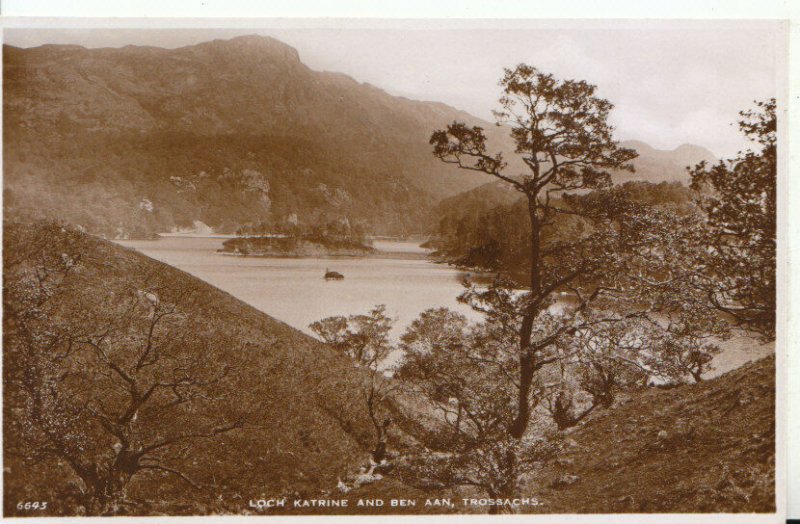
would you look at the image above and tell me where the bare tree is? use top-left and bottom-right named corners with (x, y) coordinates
top-left (4, 223), bottom-right (245, 515)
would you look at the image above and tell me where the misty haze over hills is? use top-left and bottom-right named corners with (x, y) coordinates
top-left (4, 35), bottom-right (716, 237)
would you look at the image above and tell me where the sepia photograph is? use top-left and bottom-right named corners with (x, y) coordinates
top-left (1, 12), bottom-right (788, 520)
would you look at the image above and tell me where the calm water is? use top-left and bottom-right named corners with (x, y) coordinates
top-left (116, 236), bottom-right (773, 376)
top-left (116, 236), bottom-right (481, 343)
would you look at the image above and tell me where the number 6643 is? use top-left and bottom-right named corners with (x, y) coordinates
top-left (17, 501), bottom-right (47, 511)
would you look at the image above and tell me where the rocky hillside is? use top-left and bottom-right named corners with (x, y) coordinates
top-left (528, 355), bottom-right (775, 513)
top-left (337, 354), bottom-right (775, 516)
top-left (252, 352), bottom-right (777, 516)
top-left (4, 36), bottom-right (514, 237)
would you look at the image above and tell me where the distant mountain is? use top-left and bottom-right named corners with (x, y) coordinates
top-left (618, 140), bottom-right (718, 185)
top-left (429, 139), bottom-right (717, 224)
top-left (3, 36), bottom-right (717, 238)
top-left (4, 35), bottom-right (517, 237)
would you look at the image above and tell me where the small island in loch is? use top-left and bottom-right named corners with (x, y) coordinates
top-left (219, 219), bottom-right (376, 257)
top-left (220, 235), bottom-right (376, 257)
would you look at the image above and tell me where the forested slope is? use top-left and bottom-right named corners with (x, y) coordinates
top-left (3, 36), bottom-right (511, 237)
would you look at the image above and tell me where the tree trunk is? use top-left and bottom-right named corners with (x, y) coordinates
top-left (79, 455), bottom-right (140, 515)
top-left (510, 353), bottom-right (534, 439)
top-left (510, 197), bottom-right (542, 440)
top-left (487, 448), bottom-right (520, 514)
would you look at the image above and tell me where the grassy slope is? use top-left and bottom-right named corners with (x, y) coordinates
top-left (528, 356), bottom-right (775, 513)
top-left (2, 222), bottom-right (411, 515)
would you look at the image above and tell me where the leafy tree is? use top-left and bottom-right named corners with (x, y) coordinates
top-left (425, 64), bottom-right (726, 501)
top-left (431, 64), bottom-right (638, 440)
top-left (310, 306), bottom-right (396, 462)
top-left (541, 315), bottom-right (648, 430)
top-left (310, 305), bottom-right (393, 369)
top-left (689, 99), bottom-right (776, 340)
top-left (397, 308), bottom-right (517, 444)
top-left (396, 308), bottom-right (557, 507)
top-left (639, 324), bottom-right (722, 383)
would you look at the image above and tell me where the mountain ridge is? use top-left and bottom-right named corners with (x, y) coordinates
top-left (4, 35), bottom-right (716, 237)
top-left (617, 139), bottom-right (717, 184)
top-left (4, 35), bottom-right (500, 237)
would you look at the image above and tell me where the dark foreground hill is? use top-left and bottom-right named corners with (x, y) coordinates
top-left (3, 35), bottom-right (512, 237)
top-left (2, 221), bottom-right (412, 516)
top-left (528, 355), bottom-right (775, 513)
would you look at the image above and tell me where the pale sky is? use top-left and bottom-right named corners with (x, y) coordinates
top-left (4, 20), bottom-right (784, 157)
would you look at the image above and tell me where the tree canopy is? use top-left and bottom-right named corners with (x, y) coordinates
top-left (689, 99), bottom-right (776, 341)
